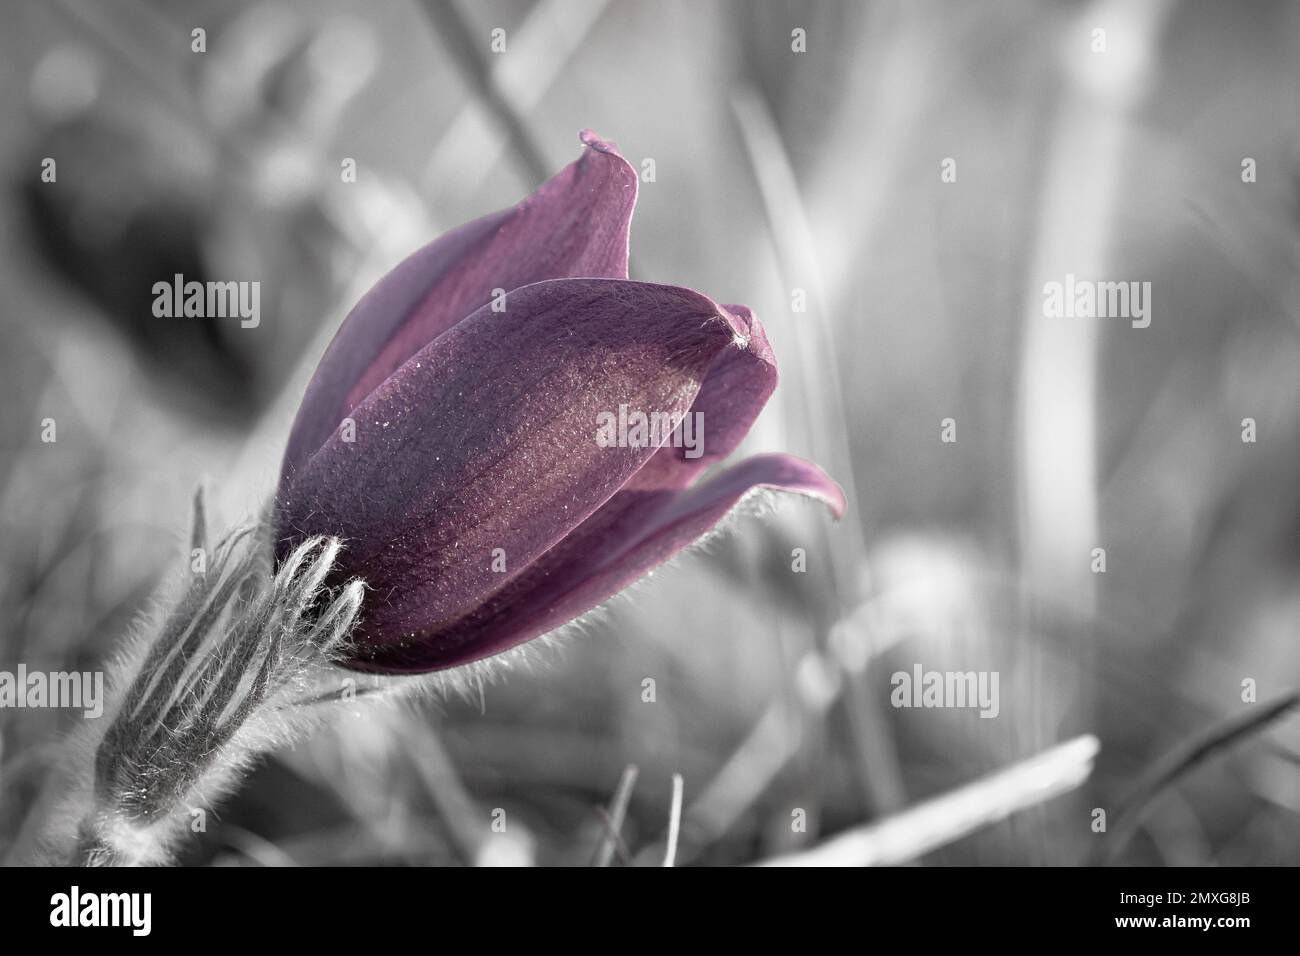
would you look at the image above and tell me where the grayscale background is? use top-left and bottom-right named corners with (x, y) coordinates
top-left (2, 0), bottom-right (1299, 866)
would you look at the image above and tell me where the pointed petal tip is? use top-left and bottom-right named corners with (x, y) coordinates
top-left (750, 453), bottom-right (847, 520)
top-left (720, 302), bottom-right (778, 367)
top-left (717, 308), bottom-right (759, 338)
top-left (579, 128), bottom-right (622, 155)
top-left (821, 480), bottom-right (848, 521)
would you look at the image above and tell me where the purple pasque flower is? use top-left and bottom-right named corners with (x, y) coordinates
top-left (275, 130), bottom-right (845, 674)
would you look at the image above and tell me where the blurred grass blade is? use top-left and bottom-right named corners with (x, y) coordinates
top-left (662, 773), bottom-right (684, 868)
top-left (1097, 692), bottom-right (1300, 863)
top-left (762, 735), bottom-right (1099, 866)
top-left (729, 85), bottom-right (865, 568)
top-left (422, 0), bottom-right (612, 197)
top-left (731, 85), bottom-right (906, 817)
top-left (415, 0), bottom-right (553, 188)
top-left (592, 763), bottom-right (638, 867)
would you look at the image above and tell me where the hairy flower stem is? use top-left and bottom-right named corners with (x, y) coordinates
top-left (61, 491), bottom-right (365, 866)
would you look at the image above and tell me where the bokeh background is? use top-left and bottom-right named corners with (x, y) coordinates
top-left (2, 0), bottom-right (1300, 866)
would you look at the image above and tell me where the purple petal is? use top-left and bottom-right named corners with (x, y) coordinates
top-left (624, 303), bottom-right (777, 491)
top-left (276, 278), bottom-right (748, 651)
top-left (345, 453), bottom-right (845, 673)
top-left (281, 130), bottom-right (638, 485)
